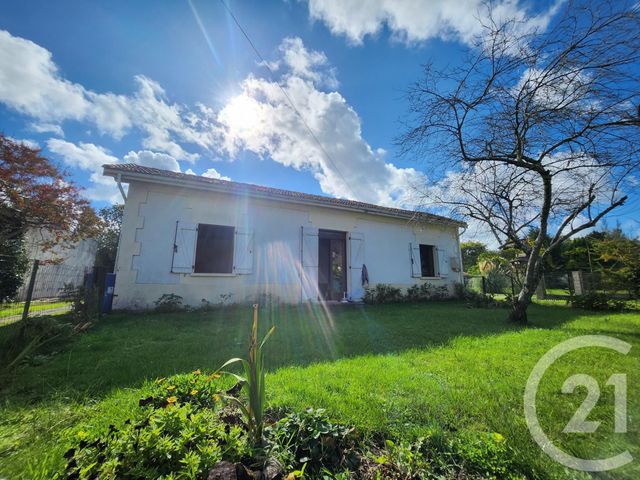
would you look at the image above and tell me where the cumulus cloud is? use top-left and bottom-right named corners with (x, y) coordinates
top-left (305, 0), bottom-right (562, 46)
top-left (215, 37), bottom-right (423, 206)
top-left (265, 37), bottom-right (338, 88)
top-left (46, 138), bottom-right (122, 202)
top-left (123, 150), bottom-right (181, 172)
top-left (201, 167), bottom-right (231, 181)
top-left (0, 30), bottom-right (209, 161)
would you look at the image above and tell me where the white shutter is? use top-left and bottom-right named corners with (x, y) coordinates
top-left (171, 221), bottom-right (197, 273)
top-left (437, 248), bottom-right (449, 277)
top-left (410, 243), bottom-right (422, 277)
top-left (301, 226), bottom-right (319, 301)
top-left (348, 232), bottom-right (365, 300)
top-left (233, 227), bottom-right (254, 274)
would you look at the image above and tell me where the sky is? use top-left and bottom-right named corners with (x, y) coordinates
top-left (1, 0), bottom-right (638, 241)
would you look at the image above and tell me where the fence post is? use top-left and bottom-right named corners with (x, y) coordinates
top-left (536, 275), bottom-right (547, 300)
top-left (21, 259), bottom-right (39, 322)
top-left (571, 271), bottom-right (585, 295)
top-left (481, 276), bottom-right (487, 295)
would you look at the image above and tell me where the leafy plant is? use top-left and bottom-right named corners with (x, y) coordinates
top-left (141, 369), bottom-right (225, 411)
top-left (568, 292), bottom-right (626, 311)
top-left (64, 402), bottom-right (251, 480)
top-left (153, 293), bottom-right (184, 312)
top-left (363, 284), bottom-right (403, 304)
top-left (265, 408), bottom-right (359, 476)
top-left (218, 304), bottom-right (275, 445)
top-left (62, 282), bottom-right (100, 324)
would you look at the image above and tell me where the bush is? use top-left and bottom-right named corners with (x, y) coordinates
top-left (154, 293), bottom-right (184, 312)
top-left (568, 293), bottom-right (626, 311)
top-left (62, 283), bottom-right (101, 324)
top-left (266, 408), bottom-right (359, 476)
top-left (64, 402), bottom-right (251, 480)
top-left (140, 369), bottom-right (226, 411)
top-left (363, 284), bottom-right (404, 304)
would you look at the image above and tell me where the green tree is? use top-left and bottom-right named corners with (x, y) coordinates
top-left (460, 241), bottom-right (487, 274)
top-left (0, 209), bottom-right (29, 302)
top-left (95, 204), bottom-right (124, 271)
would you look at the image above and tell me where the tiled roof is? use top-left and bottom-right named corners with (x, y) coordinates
top-left (103, 163), bottom-right (465, 227)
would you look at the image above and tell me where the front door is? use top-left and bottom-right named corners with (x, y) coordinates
top-left (318, 230), bottom-right (347, 301)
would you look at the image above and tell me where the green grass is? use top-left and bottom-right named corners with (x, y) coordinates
top-left (0, 302), bottom-right (638, 479)
top-left (0, 300), bottom-right (71, 319)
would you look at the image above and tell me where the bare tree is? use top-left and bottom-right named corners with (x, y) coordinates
top-left (399, 1), bottom-right (640, 323)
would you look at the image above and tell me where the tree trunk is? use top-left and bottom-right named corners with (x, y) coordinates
top-left (507, 265), bottom-right (542, 324)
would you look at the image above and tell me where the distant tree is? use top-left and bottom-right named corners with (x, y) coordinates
top-left (0, 134), bottom-right (100, 245)
top-left (592, 229), bottom-right (640, 296)
top-left (400, 1), bottom-right (640, 322)
top-left (460, 241), bottom-right (488, 273)
top-left (95, 204), bottom-right (124, 271)
top-left (0, 210), bottom-right (28, 302)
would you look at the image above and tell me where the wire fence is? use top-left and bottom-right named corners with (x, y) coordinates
top-left (0, 261), bottom-right (108, 324)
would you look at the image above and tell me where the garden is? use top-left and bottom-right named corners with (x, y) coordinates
top-left (0, 299), bottom-right (639, 479)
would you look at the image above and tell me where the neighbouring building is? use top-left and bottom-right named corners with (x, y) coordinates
top-left (103, 164), bottom-right (465, 309)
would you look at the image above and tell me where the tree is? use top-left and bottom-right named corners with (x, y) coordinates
top-left (460, 241), bottom-right (488, 273)
top-left (95, 204), bottom-right (124, 271)
top-left (400, 1), bottom-right (640, 322)
top-left (592, 229), bottom-right (640, 296)
top-left (0, 210), bottom-right (29, 302)
top-left (0, 134), bottom-right (100, 245)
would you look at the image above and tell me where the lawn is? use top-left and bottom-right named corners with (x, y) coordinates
top-left (0, 302), bottom-right (638, 479)
top-left (0, 300), bottom-right (72, 319)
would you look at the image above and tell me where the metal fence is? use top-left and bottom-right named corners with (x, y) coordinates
top-left (0, 261), bottom-right (107, 324)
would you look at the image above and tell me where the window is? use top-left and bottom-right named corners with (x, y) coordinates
top-left (419, 244), bottom-right (437, 277)
top-left (194, 224), bottom-right (234, 273)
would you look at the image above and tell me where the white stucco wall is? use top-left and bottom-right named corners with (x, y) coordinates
top-left (112, 181), bottom-right (463, 309)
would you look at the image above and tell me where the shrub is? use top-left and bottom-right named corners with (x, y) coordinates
top-left (363, 284), bottom-right (403, 304)
top-left (62, 283), bottom-right (101, 324)
top-left (153, 293), bottom-right (184, 312)
top-left (140, 369), bottom-right (226, 411)
top-left (265, 408), bottom-right (359, 475)
top-left (568, 293), bottom-right (626, 311)
top-left (64, 402), bottom-right (251, 480)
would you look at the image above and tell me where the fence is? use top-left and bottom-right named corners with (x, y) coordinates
top-left (0, 261), bottom-right (108, 324)
top-left (466, 270), bottom-right (639, 301)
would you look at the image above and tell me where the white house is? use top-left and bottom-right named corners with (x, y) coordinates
top-left (103, 164), bottom-right (466, 309)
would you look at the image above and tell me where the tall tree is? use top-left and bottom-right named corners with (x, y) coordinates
top-left (400, 1), bottom-right (640, 322)
top-left (460, 241), bottom-right (488, 273)
top-left (0, 134), bottom-right (100, 245)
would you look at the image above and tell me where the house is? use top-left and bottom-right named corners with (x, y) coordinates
top-left (103, 164), bottom-right (466, 308)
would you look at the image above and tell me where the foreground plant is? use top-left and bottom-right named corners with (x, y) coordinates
top-left (218, 303), bottom-right (275, 445)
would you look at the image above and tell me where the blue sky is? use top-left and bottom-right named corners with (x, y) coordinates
top-left (1, 0), bottom-right (638, 240)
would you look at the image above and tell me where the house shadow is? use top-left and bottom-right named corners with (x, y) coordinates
top-left (0, 300), bottom-right (586, 405)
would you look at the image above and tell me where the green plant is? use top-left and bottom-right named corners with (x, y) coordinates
top-left (363, 284), bottom-right (403, 304)
top-left (63, 402), bottom-right (251, 480)
top-left (265, 408), bottom-right (359, 475)
top-left (568, 292), bottom-right (626, 311)
top-left (62, 282), bottom-right (100, 324)
top-left (140, 369), bottom-right (225, 411)
top-left (154, 293), bottom-right (184, 312)
top-left (218, 304), bottom-right (275, 445)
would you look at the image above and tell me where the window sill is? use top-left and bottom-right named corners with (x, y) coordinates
top-left (190, 273), bottom-right (237, 277)
top-left (420, 276), bottom-right (445, 280)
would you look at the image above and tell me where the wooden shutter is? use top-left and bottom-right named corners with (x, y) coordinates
top-left (301, 226), bottom-right (319, 301)
top-left (233, 227), bottom-right (254, 274)
top-left (410, 243), bottom-right (422, 277)
top-left (348, 232), bottom-right (365, 300)
top-left (171, 221), bottom-right (197, 273)
top-left (437, 248), bottom-right (449, 277)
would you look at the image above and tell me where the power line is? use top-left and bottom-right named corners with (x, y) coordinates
top-left (218, 0), bottom-right (357, 198)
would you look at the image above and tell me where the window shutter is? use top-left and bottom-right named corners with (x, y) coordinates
top-left (348, 232), bottom-right (365, 300)
top-left (301, 226), bottom-right (319, 301)
top-left (233, 227), bottom-right (254, 274)
top-left (171, 221), bottom-right (197, 273)
top-left (410, 243), bottom-right (422, 277)
top-left (437, 248), bottom-right (449, 277)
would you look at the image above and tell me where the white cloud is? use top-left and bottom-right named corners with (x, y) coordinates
top-left (123, 150), bottom-right (180, 172)
top-left (305, 0), bottom-right (562, 46)
top-left (46, 138), bottom-right (122, 202)
top-left (266, 37), bottom-right (338, 88)
top-left (29, 122), bottom-right (65, 136)
top-left (202, 167), bottom-right (231, 181)
top-left (6, 136), bottom-right (40, 149)
top-left (0, 30), bottom-right (208, 161)
top-left (214, 38), bottom-right (423, 206)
